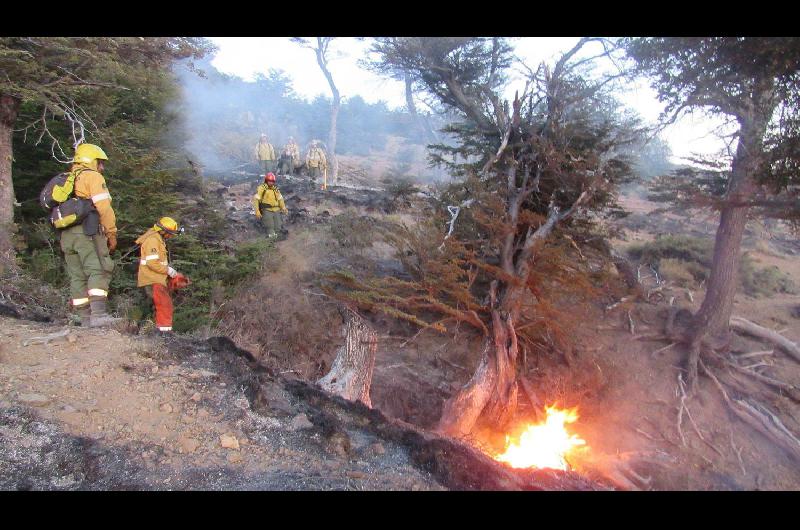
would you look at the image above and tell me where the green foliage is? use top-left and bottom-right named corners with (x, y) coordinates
top-left (7, 37), bottom-right (278, 334)
top-left (381, 176), bottom-right (420, 210)
top-left (625, 37), bottom-right (800, 218)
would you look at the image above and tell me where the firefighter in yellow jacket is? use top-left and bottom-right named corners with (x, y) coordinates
top-left (305, 140), bottom-right (327, 183)
top-left (254, 133), bottom-right (276, 174)
top-left (135, 217), bottom-right (187, 334)
top-left (61, 143), bottom-right (120, 327)
top-left (251, 172), bottom-right (287, 238)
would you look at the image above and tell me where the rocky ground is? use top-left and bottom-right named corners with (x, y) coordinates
top-left (0, 317), bottom-right (445, 490)
top-left (0, 316), bottom-right (607, 491)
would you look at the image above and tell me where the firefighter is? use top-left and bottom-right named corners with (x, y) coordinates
top-left (254, 133), bottom-right (276, 174)
top-left (305, 140), bottom-right (327, 183)
top-left (279, 136), bottom-right (301, 176)
top-left (135, 217), bottom-right (187, 334)
top-left (251, 172), bottom-right (288, 238)
top-left (61, 143), bottom-right (120, 327)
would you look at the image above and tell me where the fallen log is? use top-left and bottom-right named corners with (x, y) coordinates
top-left (730, 317), bottom-right (800, 363)
top-left (205, 335), bottom-right (605, 490)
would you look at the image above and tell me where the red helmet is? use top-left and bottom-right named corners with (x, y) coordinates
top-left (264, 172), bottom-right (276, 183)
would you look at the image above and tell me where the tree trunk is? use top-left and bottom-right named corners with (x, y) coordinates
top-left (329, 99), bottom-right (339, 185)
top-left (686, 101), bottom-right (772, 388)
top-left (317, 311), bottom-right (377, 407)
top-left (315, 39), bottom-right (340, 185)
top-left (437, 293), bottom-right (523, 438)
top-left (0, 94), bottom-right (20, 269)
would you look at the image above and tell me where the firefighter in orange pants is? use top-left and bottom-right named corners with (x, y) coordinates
top-left (135, 217), bottom-right (188, 334)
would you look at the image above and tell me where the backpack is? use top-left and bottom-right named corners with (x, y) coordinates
top-left (39, 169), bottom-right (95, 230)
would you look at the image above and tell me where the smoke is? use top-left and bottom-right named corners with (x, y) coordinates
top-left (173, 57), bottom-right (450, 184)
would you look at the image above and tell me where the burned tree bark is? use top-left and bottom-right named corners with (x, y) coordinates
top-left (317, 310), bottom-right (377, 407)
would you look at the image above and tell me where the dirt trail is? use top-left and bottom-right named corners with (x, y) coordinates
top-left (0, 317), bottom-right (445, 490)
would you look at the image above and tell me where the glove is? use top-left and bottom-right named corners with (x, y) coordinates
top-left (106, 232), bottom-right (117, 253)
top-left (281, 208), bottom-right (288, 215)
top-left (255, 211), bottom-right (262, 219)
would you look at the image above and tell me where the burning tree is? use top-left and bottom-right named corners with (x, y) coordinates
top-left (625, 37), bottom-right (800, 390)
top-left (324, 37), bottom-right (640, 438)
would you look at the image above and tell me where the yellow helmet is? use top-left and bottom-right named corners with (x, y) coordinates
top-left (154, 217), bottom-right (183, 235)
top-left (73, 143), bottom-right (108, 168)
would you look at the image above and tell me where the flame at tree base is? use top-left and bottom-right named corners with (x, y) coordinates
top-left (494, 406), bottom-right (587, 471)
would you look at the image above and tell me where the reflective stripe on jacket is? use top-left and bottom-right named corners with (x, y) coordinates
top-left (71, 164), bottom-right (117, 235)
top-left (135, 229), bottom-right (169, 287)
top-left (252, 184), bottom-right (286, 213)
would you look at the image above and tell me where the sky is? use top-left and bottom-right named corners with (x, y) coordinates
top-left (209, 37), bottom-right (730, 163)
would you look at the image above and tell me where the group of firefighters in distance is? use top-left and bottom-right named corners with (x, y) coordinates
top-left (254, 134), bottom-right (328, 185)
top-left (56, 135), bottom-right (317, 335)
top-left (252, 133), bottom-right (328, 238)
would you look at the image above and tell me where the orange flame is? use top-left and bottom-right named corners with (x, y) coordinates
top-left (494, 406), bottom-right (587, 471)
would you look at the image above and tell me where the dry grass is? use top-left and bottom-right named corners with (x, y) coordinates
top-left (214, 227), bottom-right (345, 379)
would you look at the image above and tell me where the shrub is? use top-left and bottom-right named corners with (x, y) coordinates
top-left (740, 255), bottom-right (798, 298)
top-left (329, 213), bottom-right (381, 252)
top-left (627, 235), bottom-right (713, 268)
top-left (658, 258), bottom-right (702, 287)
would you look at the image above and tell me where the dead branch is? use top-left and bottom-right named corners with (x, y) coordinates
top-left (627, 310), bottom-right (635, 335)
top-left (563, 235), bottom-right (586, 261)
top-left (676, 373), bottom-right (688, 446)
top-left (730, 431), bottom-right (746, 476)
top-left (735, 350), bottom-right (774, 360)
top-left (437, 356), bottom-right (469, 373)
top-left (605, 295), bottom-right (634, 311)
top-left (678, 374), bottom-right (725, 456)
top-left (637, 334), bottom-right (671, 342)
top-left (518, 376), bottom-right (543, 419)
top-left (651, 342), bottom-right (677, 358)
top-left (729, 317), bottom-right (800, 363)
top-left (635, 427), bottom-right (659, 442)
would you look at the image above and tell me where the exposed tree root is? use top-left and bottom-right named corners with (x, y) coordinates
top-left (729, 316), bottom-right (800, 363)
top-left (700, 359), bottom-right (800, 464)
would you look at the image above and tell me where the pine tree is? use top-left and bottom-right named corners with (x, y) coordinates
top-left (625, 37), bottom-right (800, 389)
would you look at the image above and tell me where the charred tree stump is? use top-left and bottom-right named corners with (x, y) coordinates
top-left (317, 310), bottom-right (377, 407)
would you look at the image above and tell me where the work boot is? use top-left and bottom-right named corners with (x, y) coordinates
top-left (89, 299), bottom-right (123, 328)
